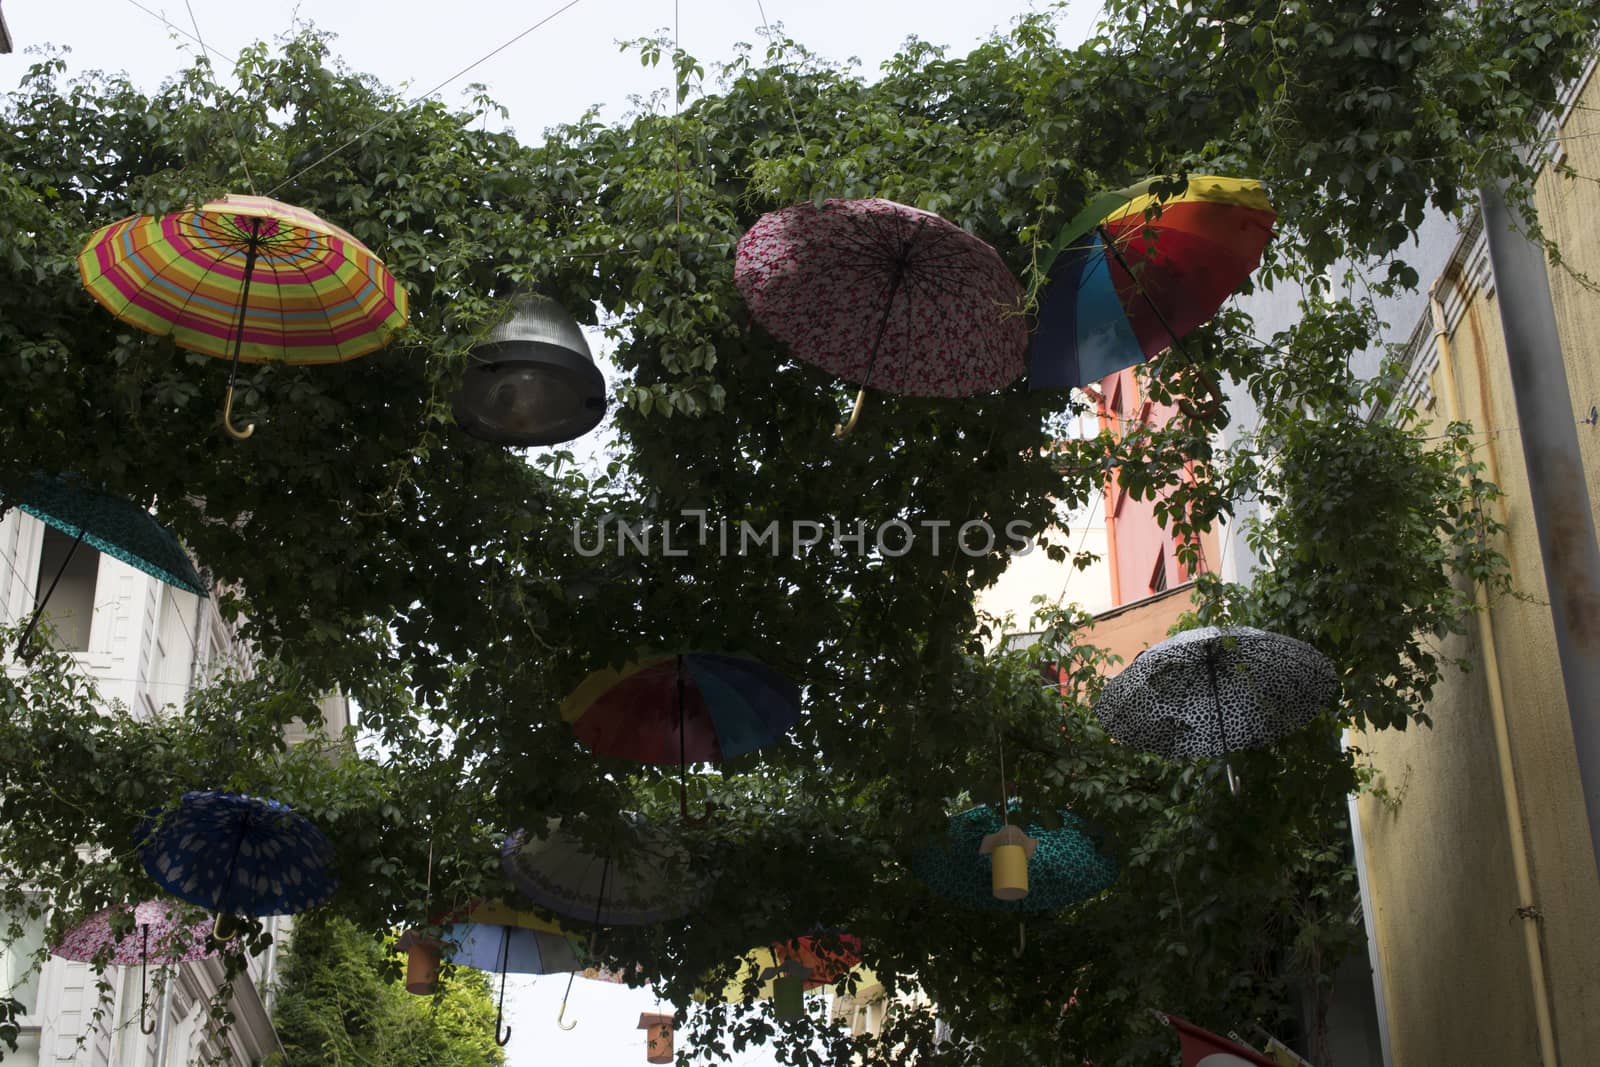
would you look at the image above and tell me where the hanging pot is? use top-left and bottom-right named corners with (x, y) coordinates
top-left (768, 959), bottom-right (810, 1021)
top-left (397, 929), bottom-right (445, 995)
top-left (637, 1011), bottom-right (674, 1064)
top-left (978, 824), bottom-right (1038, 901)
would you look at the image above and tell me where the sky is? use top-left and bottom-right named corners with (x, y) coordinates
top-left (2, 1), bottom-right (1102, 1062)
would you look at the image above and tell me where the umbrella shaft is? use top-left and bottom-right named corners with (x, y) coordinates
top-left (1097, 224), bottom-right (1189, 360)
top-left (17, 528), bottom-right (86, 657)
top-left (226, 231), bottom-right (263, 392)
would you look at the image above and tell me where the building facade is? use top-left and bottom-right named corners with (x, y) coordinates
top-left (0, 503), bottom-right (318, 1066)
top-left (1341, 56), bottom-right (1600, 1067)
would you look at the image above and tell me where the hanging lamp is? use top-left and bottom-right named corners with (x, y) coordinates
top-left (453, 293), bottom-right (607, 446)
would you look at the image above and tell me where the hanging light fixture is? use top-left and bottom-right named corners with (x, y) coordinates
top-left (453, 293), bottom-right (607, 446)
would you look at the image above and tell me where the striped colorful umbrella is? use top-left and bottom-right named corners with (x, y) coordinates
top-left (562, 652), bottom-right (800, 818)
top-left (1029, 175), bottom-right (1274, 389)
top-left (78, 194), bottom-right (408, 438)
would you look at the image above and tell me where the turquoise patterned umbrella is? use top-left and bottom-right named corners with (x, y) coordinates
top-left (2, 474), bottom-right (206, 659)
top-left (908, 805), bottom-right (1117, 913)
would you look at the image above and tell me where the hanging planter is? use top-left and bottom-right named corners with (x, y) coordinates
top-left (637, 1012), bottom-right (674, 1064)
top-left (767, 959), bottom-right (810, 1021)
top-left (979, 823), bottom-right (1039, 901)
top-left (396, 929), bottom-right (444, 995)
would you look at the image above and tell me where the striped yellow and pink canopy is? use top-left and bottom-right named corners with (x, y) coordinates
top-left (77, 194), bottom-right (408, 365)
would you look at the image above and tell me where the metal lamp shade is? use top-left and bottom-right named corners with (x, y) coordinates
top-left (453, 294), bottom-right (607, 446)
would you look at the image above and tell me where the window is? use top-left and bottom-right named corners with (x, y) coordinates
top-left (1150, 552), bottom-right (1168, 594)
top-left (33, 528), bottom-right (99, 651)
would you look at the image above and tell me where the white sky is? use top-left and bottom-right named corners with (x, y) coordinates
top-left (2, 1), bottom-right (1103, 1062)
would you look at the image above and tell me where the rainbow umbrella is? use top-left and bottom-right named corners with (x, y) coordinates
top-left (735, 197), bottom-right (1027, 434)
top-left (1029, 175), bottom-right (1274, 389)
top-left (562, 653), bottom-right (800, 817)
top-left (51, 900), bottom-right (226, 1035)
top-left (78, 194), bottom-right (408, 439)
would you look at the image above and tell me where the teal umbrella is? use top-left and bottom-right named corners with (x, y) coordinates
top-left (1, 474), bottom-right (206, 658)
top-left (908, 805), bottom-right (1117, 913)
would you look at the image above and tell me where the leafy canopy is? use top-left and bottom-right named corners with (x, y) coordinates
top-left (0, 0), bottom-right (1590, 1063)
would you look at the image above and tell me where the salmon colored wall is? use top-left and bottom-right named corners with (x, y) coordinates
top-left (1096, 368), bottom-right (1220, 606)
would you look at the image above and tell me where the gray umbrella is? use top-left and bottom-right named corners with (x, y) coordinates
top-left (1095, 626), bottom-right (1339, 760)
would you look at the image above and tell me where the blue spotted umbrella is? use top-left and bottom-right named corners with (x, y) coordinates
top-left (908, 805), bottom-right (1117, 913)
top-left (137, 791), bottom-right (336, 920)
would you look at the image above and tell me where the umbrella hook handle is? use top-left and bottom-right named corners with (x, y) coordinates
top-left (834, 388), bottom-right (868, 438)
top-left (222, 385), bottom-right (256, 441)
top-left (140, 924), bottom-right (157, 1035)
top-left (557, 998), bottom-right (578, 1031)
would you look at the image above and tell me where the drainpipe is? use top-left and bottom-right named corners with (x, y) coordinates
top-left (1479, 179), bottom-right (1600, 885)
top-left (1430, 276), bottom-right (1560, 1066)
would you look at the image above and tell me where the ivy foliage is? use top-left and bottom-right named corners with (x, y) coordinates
top-left (0, 0), bottom-right (1588, 1063)
top-left (265, 913), bottom-right (505, 1067)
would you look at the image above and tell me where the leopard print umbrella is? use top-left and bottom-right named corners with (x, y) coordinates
top-left (1095, 626), bottom-right (1339, 759)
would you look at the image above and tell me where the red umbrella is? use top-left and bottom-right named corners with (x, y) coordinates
top-left (735, 198), bottom-right (1027, 434)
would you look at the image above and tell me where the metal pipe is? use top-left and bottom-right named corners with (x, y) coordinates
top-left (1478, 178), bottom-right (1600, 883)
top-left (1429, 277), bottom-right (1560, 1065)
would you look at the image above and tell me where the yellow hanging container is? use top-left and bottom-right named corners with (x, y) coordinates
top-left (978, 823), bottom-right (1039, 901)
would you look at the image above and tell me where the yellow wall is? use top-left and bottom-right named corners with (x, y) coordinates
top-left (1352, 64), bottom-right (1600, 1067)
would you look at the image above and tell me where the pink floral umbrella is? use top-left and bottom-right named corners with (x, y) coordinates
top-left (51, 901), bottom-right (225, 1034)
top-left (734, 198), bottom-right (1027, 435)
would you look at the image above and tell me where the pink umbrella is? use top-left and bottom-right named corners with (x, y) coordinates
top-left (51, 901), bottom-right (224, 1034)
top-left (734, 198), bottom-right (1027, 435)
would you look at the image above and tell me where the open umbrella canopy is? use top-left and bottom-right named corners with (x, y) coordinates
top-left (78, 193), bottom-right (409, 438)
top-left (3, 474), bottom-right (205, 596)
top-left (699, 933), bottom-right (863, 1004)
top-left (1030, 175), bottom-right (1274, 389)
top-left (137, 791), bottom-right (337, 917)
top-left (501, 816), bottom-right (698, 927)
top-left (908, 805), bottom-right (1117, 913)
top-left (78, 194), bottom-right (407, 366)
top-left (561, 652), bottom-right (801, 764)
top-left (735, 198), bottom-right (1026, 431)
top-left (50, 900), bottom-right (221, 967)
top-left (1094, 626), bottom-right (1340, 759)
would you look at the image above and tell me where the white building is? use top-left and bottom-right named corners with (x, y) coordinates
top-left (0, 503), bottom-right (336, 1066)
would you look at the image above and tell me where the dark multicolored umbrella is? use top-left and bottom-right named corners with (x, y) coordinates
top-left (137, 791), bottom-right (337, 921)
top-left (1094, 626), bottom-right (1339, 760)
top-left (500, 817), bottom-right (696, 928)
top-left (908, 805), bottom-right (1117, 913)
top-left (51, 900), bottom-right (225, 1035)
top-left (1030, 175), bottom-right (1274, 389)
top-left (1, 474), bottom-right (205, 659)
top-left (78, 194), bottom-right (408, 439)
top-left (562, 653), bottom-right (800, 817)
top-left (735, 197), bottom-right (1028, 434)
